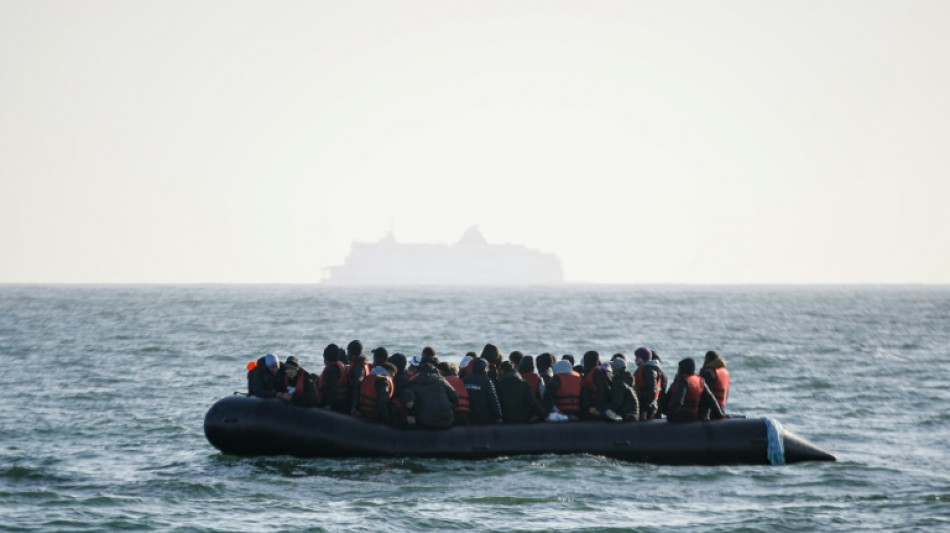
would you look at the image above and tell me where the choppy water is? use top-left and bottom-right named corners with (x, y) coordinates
top-left (0, 285), bottom-right (947, 532)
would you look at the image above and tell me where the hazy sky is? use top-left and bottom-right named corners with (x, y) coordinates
top-left (2, 1), bottom-right (948, 283)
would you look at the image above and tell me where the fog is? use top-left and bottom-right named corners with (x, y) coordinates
top-left (2, 1), bottom-right (948, 283)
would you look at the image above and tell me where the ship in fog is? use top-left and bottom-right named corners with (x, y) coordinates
top-left (324, 225), bottom-right (564, 285)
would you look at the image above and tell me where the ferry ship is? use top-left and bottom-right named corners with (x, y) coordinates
top-left (324, 225), bottom-right (564, 285)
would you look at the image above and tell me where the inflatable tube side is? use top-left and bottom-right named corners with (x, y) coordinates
top-left (204, 396), bottom-right (835, 465)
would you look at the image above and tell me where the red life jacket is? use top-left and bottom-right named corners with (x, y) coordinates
top-left (710, 366), bottom-right (729, 408)
top-left (284, 370), bottom-right (319, 403)
top-left (358, 374), bottom-right (394, 419)
top-left (555, 372), bottom-right (583, 415)
top-left (520, 371), bottom-right (541, 397)
top-left (319, 361), bottom-right (349, 400)
top-left (634, 366), bottom-right (662, 401)
top-left (444, 375), bottom-right (470, 413)
top-left (668, 374), bottom-right (704, 417)
top-left (583, 366), bottom-right (607, 399)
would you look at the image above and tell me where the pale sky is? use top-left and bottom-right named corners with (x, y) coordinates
top-left (2, 1), bottom-right (948, 283)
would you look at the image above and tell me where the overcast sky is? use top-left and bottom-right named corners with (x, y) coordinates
top-left (2, 1), bottom-right (948, 283)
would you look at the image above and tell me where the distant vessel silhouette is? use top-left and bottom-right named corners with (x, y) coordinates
top-left (324, 225), bottom-right (564, 285)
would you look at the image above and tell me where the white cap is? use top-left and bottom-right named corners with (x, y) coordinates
top-left (459, 355), bottom-right (473, 369)
top-left (409, 355), bottom-right (422, 367)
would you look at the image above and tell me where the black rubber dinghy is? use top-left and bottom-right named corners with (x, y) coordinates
top-left (204, 395), bottom-right (835, 466)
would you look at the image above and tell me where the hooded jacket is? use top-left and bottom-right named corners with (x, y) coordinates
top-left (463, 359), bottom-right (503, 424)
top-left (248, 356), bottom-right (283, 399)
top-left (496, 369), bottom-right (545, 423)
top-left (408, 365), bottom-right (458, 429)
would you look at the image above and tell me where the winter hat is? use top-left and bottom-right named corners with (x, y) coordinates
top-left (459, 355), bottom-right (473, 369)
top-left (284, 356), bottom-right (299, 369)
top-left (264, 353), bottom-right (279, 367)
top-left (610, 358), bottom-right (626, 371)
top-left (678, 357), bottom-right (696, 374)
top-left (634, 347), bottom-right (652, 361)
top-left (409, 355), bottom-right (422, 368)
top-left (554, 360), bottom-right (573, 375)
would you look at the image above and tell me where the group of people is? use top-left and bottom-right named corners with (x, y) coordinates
top-left (246, 341), bottom-right (730, 429)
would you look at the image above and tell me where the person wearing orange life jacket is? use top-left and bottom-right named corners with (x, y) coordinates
top-left (518, 355), bottom-right (542, 399)
top-left (699, 350), bottom-right (730, 417)
top-left (247, 353), bottom-right (284, 399)
top-left (541, 360), bottom-right (586, 419)
top-left (666, 357), bottom-right (723, 423)
top-left (358, 362), bottom-right (396, 423)
top-left (345, 340), bottom-right (371, 416)
top-left (582, 350), bottom-right (613, 420)
top-left (280, 356), bottom-right (319, 407)
top-left (437, 361), bottom-right (470, 425)
top-left (633, 347), bottom-right (665, 420)
top-left (319, 343), bottom-right (350, 413)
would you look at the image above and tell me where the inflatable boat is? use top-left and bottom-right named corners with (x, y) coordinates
top-left (204, 395), bottom-right (836, 466)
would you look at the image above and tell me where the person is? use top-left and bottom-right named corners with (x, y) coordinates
top-left (319, 343), bottom-right (350, 413)
top-left (542, 360), bottom-right (585, 419)
top-left (463, 358), bottom-right (503, 424)
top-left (633, 347), bottom-right (665, 420)
top-left (518, 355), bottom-right (542, 399)
top-left (458, 352), bottom-right (477, 379)
top-left (582, 350), bottom-right (612, 420)
top-left (536, 352), bottom-right (556, 389)
top-left (508, 350), bottom-right (524, 371)
top-left (247, 352), bottom-right (283, 399)
top-left (280, 356), bottom-right (319, 407)
top-left (370, 346), bottom-right (389, 369)
top-left (407, 356), bottom-right (458, 429)
top-left (407, 355), bottom-right (422, 378)
top-left (699, 350), bottom-right (730, 416)
top-left (496, 361), bottom-right (545, 423)
top-left (345, 340), bottom-right (371, 416)
top-left (480, 343), bottom-right (504, 381)
top-left (387, 353), bottom-right (415, 426)
top-left (606, 355), bottom-right (638, 421)
top-left (666, 358), bottom-right (724, 423)
top-left (358, 362), bottom-right (395, 423)
top-left (437, 361), bottom-right (470, 425)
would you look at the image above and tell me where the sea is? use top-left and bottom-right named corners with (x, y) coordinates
top-left (0, 285), bottom-right (947, 532)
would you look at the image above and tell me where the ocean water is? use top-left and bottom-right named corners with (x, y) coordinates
top-left (0, 285), bottom-right (947, 532)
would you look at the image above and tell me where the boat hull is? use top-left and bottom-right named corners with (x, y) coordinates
top-left (204, 395), bottom-right (835, 465)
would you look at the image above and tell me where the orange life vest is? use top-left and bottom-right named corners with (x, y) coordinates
top-left (634, 366), bottom-right (662, 401)
top-left (284, 370), bottom-right (319, 403)
top-left (358, 374), bottom-right (394, 419)
top-left (319, 361), bottom-right (349, 400)
top-left (520, 372), bottom-right (541, 398)
top-left (444, 375), bottom-right (470, 413)
top-left (554, 372), bottom-right (583, 415)
top-left (669, 374), bottom-right (704, 417)
top-left (710, 366), bottom-right (729, 408)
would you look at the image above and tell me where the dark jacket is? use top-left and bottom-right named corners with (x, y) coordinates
top-left (496, 370), bottom-right (545, 423)
top-left (608, 368), bottom-right (639, 420)
top-left (247, 356), bottom-right (283, 399)
top-left (408, 366), bottom-right (458, 429)
top-left (463, 361), bottom-right (503, 424)
top-left (584, 365), bottom-right (613, 416)
top-left (635, 363), bottom-right (665, 420)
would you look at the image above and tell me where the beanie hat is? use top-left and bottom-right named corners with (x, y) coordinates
top-left (284, 356), bottom-right (299, 369)
top-left (459, 355), bottom-right (473, 369)
top-left (554, 360), bottom-right (573, 375)
top-left (634, 347), bottom-right (651, 361)
top-left (678, 357), bottom-right (696, 374)
top-left (610, 358), bottom-right (626, 371)
top-left (387, 353), bottom-right (407, 373)
top-left (264, 353), bottom-right (278, 367)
